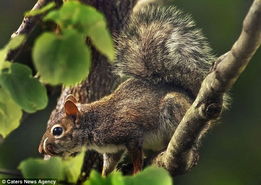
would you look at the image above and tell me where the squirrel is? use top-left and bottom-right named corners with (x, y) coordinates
top-left (38, 5), bottom-right (217, 175)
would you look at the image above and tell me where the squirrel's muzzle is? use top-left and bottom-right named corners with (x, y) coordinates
top-left (38, 138), bottom-right (53, 156)
top-left (38, 140), bottom-right (44, 154)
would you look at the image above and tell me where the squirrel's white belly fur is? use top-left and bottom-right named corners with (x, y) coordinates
top-left (87, 126), bottom-right (173, 154)
top-left (87, 137), bottom-right (165, 154)
top-left (143, 130), bottom-right (167, 151)
top-left (87, 144), bottom-right (126, 154)
top-left (143, 125), bottom-right (174, 151)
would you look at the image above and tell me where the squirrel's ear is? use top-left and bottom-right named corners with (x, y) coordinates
top-left (65, 95), bottom-right (77, 103)
top-left (64, 100), bottom-right (79, 116)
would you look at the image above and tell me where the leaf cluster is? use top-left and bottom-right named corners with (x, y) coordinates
top-left (19, 154), bottom-right (172, 185)
top-left (0, 1), bottom-right (114, 138)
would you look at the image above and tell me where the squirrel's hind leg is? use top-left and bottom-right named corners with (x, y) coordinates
top-left (126, 140), bottom-right (144, 174)
top-left (102, 151), bottom-right (124, 176)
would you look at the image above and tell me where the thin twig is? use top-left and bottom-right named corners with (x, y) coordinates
top-left (153, 0), bottom-right (261, 175)
top-left (6, 0), bottom-right (61, 61)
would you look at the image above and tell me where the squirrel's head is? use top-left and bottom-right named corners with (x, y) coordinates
top-left (38, 95), bottom-right (84, 158)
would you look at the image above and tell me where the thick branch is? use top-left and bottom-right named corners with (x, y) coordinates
top-left (153, 0), bottom-right (261, 175)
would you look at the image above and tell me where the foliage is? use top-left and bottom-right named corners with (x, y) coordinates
top-left (19, 154), bottom-right (173, 185)
top-left (33, 29), bottom-right (91, 85)
top-left (44, 1), bottom-right (114, 61)
top-left (33, 1), bottom-right (114, 86)
top-left (19, 152), bottom-right (85, 183)
top-left (84, 171), bottom-right (125, 185)
top-left (24, 2), bottom-right (56, 17)
top-left (0, 36), bottom-right (47, 137)
top-left (0, 88), bottom-right (22, 137)
top-left (19, 157), bottom-right (65, 180)
top-left (0, 1), bottom-right (114, 138)
top-left (0, 35), bottom-right (25, 67)
top-left (124, 167), bottom-right (172, 185)
top-left (0, 2), bottom-right (138, 184)
top-left (0, 63), bottom-right (48, 113)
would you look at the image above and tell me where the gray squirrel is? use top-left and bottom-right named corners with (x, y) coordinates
top-left (38, 5), bottom-right (218, 175)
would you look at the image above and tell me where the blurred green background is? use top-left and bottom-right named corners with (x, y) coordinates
top-left (0, 0), bottom-right (260, 185)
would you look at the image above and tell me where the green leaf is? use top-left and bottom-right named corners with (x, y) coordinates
top-left (18, 157), bottom-right (65, 180)
top-left (124, 167), bottom-right (173, 185)
top-left (19, 153), bottom-right (85, 183)
top-left (0, 50), bottom-right (6, 69)
top-left (83, 167), bottom-right (172, 185)
top-left (84, 170), bottom-right (106, 185)
top-left (0, 63), bottom-right (48, 113)
top-left (63, 152), bottom-right (85, 183)
top-left (33, 29), bottom-right (91, 86)
top-left (44, 1), bottom-right (99, 31)
top-left (108, 172), bottom-right (125, 185)
top-left (44, 1), bottom-right (114, 61)
top-left (87, 22), bottom-right (114, 61)
top-left (24, 2), bottom-right (56, 17)
top-left (83, 171), bottom-right (124, 185)
top-left (0, 88), bottom-right (22, 138)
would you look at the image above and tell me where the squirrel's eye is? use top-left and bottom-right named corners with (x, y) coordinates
top-left (52, 126), bottom-right (64, 137)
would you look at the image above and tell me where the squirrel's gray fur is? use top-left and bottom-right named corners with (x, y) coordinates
top-left (115, 5), bottom-right (215, 97)
top-left (39, 5), bottom-right (219, 176)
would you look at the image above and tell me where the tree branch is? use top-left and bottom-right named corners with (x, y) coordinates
top-left (153, 0), bottom-right (261, 176)
top-left (6, 0), bottom-right (62, 61)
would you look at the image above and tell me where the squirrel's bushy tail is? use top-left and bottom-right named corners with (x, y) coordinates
top-left (114, 6), bottom-right (216, 96)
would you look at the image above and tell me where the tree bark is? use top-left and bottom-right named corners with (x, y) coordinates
top-left (45, 0), bottom-right (140, 183)
top-left (153, 0), bottom-right (261, 176)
